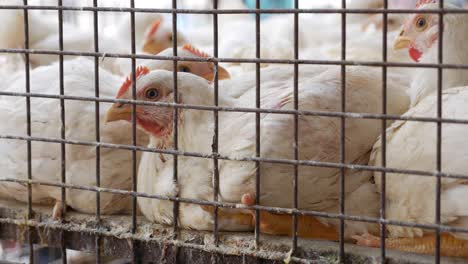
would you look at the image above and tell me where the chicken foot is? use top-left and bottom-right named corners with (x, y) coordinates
top-left (201, 205), bottom-right (252, 229)
top-left (353, 233), bottom-right (468, 258)
top-left (241, 193), bottom-right (339, 241)
top-left (52, 200), bottom-right (66, 220)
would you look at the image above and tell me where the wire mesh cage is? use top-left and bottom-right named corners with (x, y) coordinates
top-left (0, 0), bottom-right (468, 263)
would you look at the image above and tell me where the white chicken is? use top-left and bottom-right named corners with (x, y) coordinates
top-left (0, 1), bottom-right (95, 67)
top-left (0, 57), bottom-right (138, 217)
top-left (119, 44), bottom-right (230, 82)
top-left (105, 65), bottom-right (409, 238)
top-left (355, 86), bottom-right (468, 258)
top-left (392, 0), bottom-right (468, 105)
top-left (352, 0), bottom-right (468, 258)
top-left (102, 13), bottom-right (188, 75)
top-left (0, 46), bottom-right (225, 218)
top-left (0, 3), bottom-right (186, 72)
top-left (138, 15), bottom-right (187, 55)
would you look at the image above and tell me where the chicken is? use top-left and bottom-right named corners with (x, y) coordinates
top-left (392, 0), bottom-right (468, 105)
top-left (348, 0), bottom-right (406, 32)
top-left (105, 65), bottom-right (409, 238)
top-left (0, 4), bottom-right (185, 72)
top-left (354, 86), bottom-right (468, 258)
top-left (350, 0), bottom-right (468, 257)
top-left (118, 44), bottom-right (230, 82)
top-left (140, 16), bottom-right (187, 55)
top-left (0, 58), bottom-right (139, 217)
top-left (0, 46), bottom-right (224, 218)
top-left (0, 0), bottom-right (96, 67)
top-left (102, 14), bottom-right (188, 76)
top-left (0, 1), bottom-right (61, 50)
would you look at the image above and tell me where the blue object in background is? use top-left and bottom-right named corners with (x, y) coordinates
top-left (243, 0), bottom-right (294, 19)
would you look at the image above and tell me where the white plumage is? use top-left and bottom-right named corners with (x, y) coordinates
top-left (106, 65), bottom-right (409, 237)
top-left (370, 86), bottom-right (468, 240)
top-left (352, 1), bottom-right (468, 257)
top-left (0, 47), bottom-right (224, 216)
top-left (0, 58), bottom-right (142, 215)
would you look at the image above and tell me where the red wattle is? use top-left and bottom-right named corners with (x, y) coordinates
top-left (409, 47), bottom-right (422, 62)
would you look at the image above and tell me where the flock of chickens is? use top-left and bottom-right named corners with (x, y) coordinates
top-left (0, 0), bottom-right (468, 260)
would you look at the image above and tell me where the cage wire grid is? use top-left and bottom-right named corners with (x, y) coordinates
top-left (0, 0), bottom-right (467, 263)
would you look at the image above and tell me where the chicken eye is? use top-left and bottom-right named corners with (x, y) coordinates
top-left (416, 17), bottom-right (427, 29)
top-left (178, 65), bottom-right (191, 73)
top-left (145, 88), bottom-right (160, 100)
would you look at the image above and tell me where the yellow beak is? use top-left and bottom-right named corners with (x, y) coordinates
top-left (203, 65), bottom-right (231, 81)
top-left (105, 103), bottom-right (133, 124)
top-left (393, 36), bottom-right (412, 50)
top-left (217, 66), bottom-right (231, 80)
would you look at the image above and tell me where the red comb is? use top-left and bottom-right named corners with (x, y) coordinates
top-left (182, 44), bottom-right (210, 58)
top-left (416, 0), bottom-right (437, 8)
top-left (117, 66), bottom-right (150, 98)
top-left (147, 18), bottom-right (162, 37)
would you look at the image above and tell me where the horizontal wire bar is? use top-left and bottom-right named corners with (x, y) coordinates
top-left (1, 134), bottom-right (467, 181)
top-left (1, 3), bottom-right (465, 259)
top-left (1, 91), bottom-right (468, 125)
top-left (2, 48), bottom-right (468, 69)
top-left (0, 176), bottom-right (466, 235)
top-left (0, 5), bottom-right (468, 14)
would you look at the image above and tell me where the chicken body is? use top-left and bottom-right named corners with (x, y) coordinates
top-left (353, 2), bottom-right (468, 257)
top-left (0, 46), bottom-right (226, 216)
top-left (107, 66), bottom-right (409, 236)
top-left (0, 58), bottom-right (145, 214)
top-left (366, 86), bottom-right (468, 257)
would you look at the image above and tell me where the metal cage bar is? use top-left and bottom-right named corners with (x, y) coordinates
top-left (292, 0), bottom-right (300, 255)
top-left (21, 0), bottom-right (34, 263)
top-left (0, 1), bottom-right (467, 263)
top-left (380, 0), bottom-right (389, 262)
top-left (92, 0), bottom-right (102, 263)
top-left (57, 0), bottom-right (68, 263)
top-left (129, 1), bottom-right (141, 263)
top-left (212, 0), bottom-right (220, 249)
top-left (339, 0), bottom-right (347, 262)
top-left (435, 0), bottom-right (445, 263)
top-left (3, 5), bottom-right (468, 14)
top-left (254, 0), bottom-right (261, 249)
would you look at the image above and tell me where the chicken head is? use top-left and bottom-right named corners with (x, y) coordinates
top-left (105, 67), bottom-right (176, 138)
top-left (154, 44), bottom-right (231, 82)
top-left (393, 1), bottom-right (440, 61)
top-left (142, 18), bottom-right (187, 55)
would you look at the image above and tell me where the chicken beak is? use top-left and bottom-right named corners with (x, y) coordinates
top-left (393, 36), bottom-right (412, 50)
top-left (217, 66), bottom-right (231, 80)
top-left (105, 103), bottom-right (133, 123)
top-left (203, 65), bottom-right (231, 81)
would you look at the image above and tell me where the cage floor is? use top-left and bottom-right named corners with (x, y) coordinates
top-left (0, 199), bottom-right (464, 264)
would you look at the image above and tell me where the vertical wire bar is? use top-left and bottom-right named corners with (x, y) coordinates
top-left (129, 0), bottom-right (139, 263)
top-left (212, 0), bottom-right (220, 248)
top-left (57, 0), bottom-right (67, 263)
top-left (92, 0), bottom-right (101, 262)
top-left (380, 0), bottom-right (388, 262)
top-left (435, 0), bottom-right (444, 263)
top-left (339, 0), bottom-right (347, 262)
top-left (171, 0), bottom-right (180, 245)
top-left (22, 1), bottom-right (34, 263)
top-left (291, 0), bottom-right (299, 254)
top-left (254, 0), bottom-right (261, 248)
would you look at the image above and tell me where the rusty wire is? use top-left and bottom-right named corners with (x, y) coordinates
top-left (0, 1), bottom-right (465, 264)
